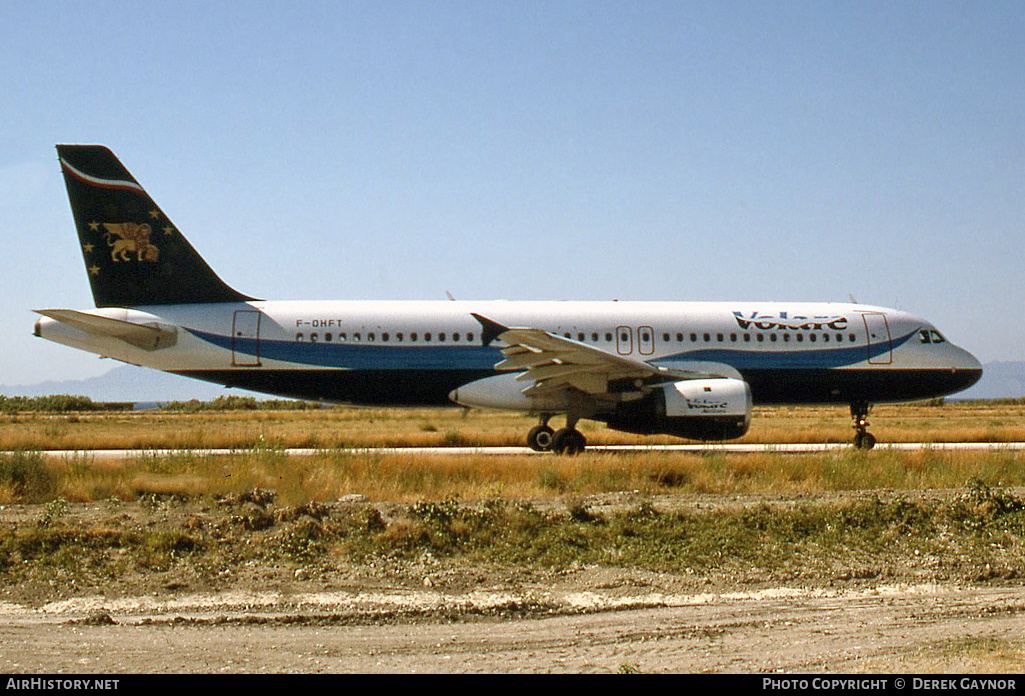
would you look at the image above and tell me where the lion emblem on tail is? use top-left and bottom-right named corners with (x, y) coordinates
top-left (102, 223), bottom-right (160, 263)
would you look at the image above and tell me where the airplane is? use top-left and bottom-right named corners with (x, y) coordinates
top-left (34, 145), bottom-right (983, 452)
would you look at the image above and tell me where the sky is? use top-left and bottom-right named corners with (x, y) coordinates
top-left (1, 1), bottom-right (1023, 385)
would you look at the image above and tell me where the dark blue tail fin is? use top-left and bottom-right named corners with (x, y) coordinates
top-left (57, 145), bottom-right (254, 307)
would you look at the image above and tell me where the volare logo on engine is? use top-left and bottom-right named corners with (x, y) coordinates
top-left (686, 399), bottom-right (728, 410)
top-left (732, 311), bottom-right (848, 331)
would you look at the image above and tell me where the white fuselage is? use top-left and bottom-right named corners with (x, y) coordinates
top-left (36, 299), bottom-right (982, 407)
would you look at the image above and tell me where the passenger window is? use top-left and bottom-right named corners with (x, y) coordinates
top-left (809, 334), bottom-right (816, 342)
top-left (424, 332), bottom-right (432, 342)
top-left (703, 333), bottom-right (710, 342)
top-left (410, 332), bottom-right (418, 341)
top-left (717, 333), bottom-right (724, 342)
top-left (676, 333), bottom-right (683, 342)
top-left (339, 332), bottom-right (347, 342)
top-left (296, 332), bottom-right (303, 342)
top-left (452, 332), bottom-right (459, 342)
top-left (743, 334), bottom-right (751, 342)
top-left (368, 332), bottom-right (375, 342)
top-left (796, 334), bottom-right (803, 342)
top-left (579, 332), bottom-right (586, 341)
top-left (325, 332), bottom-right (333, 342)
top-left (466, 333), bottom-right (473, 341)
top-left (396, 332), bottom-right (403, 341)
top-left (592, 332), bottom-right (599, 342)
top-left (849, 333), bottom-right (856, 342)
top-left (770, 334), bottom-right (777, 342)
top-left (690, 333), bottom-right (697, 342)
top-left (605, 332), bottom-right (613, 342)
top-left (439, 332), bottom-right (446, 342)
top-left (354, 332), bottom-right (361, 342)
top-left (783, 334), bottom-right (790, 342)
top-left (311, 332), bottom-right (318, 343)
top-left (756, 334), bottom-right (764, 342)
top-left (662, 333), bottom-right (670, 342)
top-left (730, 333), bottom-right (737, 342)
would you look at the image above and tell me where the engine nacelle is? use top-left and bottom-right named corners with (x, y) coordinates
top-left (448, 373), bottom-right (567, 412)
top-left (604, 378), bottom-right (752, 441)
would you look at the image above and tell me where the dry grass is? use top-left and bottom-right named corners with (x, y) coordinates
top-left (0, 446), bottom-right (1019, 506)
top-left (1, 401), bottom-right (1024, 452)
top-left (1, 401), bottom-right (1024, 504)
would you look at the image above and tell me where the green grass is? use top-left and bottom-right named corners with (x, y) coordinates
top-left (337, 483), bottom-right (1025, 578)
top-left (3, 476), bottom-right (1023, 591)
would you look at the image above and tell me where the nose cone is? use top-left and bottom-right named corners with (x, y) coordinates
top-left (949, 346), bottom-right (983, 394)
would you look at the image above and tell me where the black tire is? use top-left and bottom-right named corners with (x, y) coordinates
top-left (552, 428), bottom-right (587, 455)
top-left (854, 432), bottom-right (876, 450)
top-left (527, 425), bottom-right (555, 452)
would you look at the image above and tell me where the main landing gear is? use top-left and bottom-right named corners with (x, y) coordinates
top-left (526, 414), bottom-right (587, 454)
top-left (850, 401), bottom-right (876, 450)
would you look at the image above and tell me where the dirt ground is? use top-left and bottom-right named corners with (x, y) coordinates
top-left (1, 494), bottom-right (1024, 674)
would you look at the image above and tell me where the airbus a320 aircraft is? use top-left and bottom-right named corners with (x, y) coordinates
top-left (35, 145), bottom-right (982, 452)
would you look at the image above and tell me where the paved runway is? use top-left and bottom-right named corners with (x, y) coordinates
top-left (19, 441), bottom-right (1025, 459)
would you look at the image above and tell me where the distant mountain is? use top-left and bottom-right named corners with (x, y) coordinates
top-left (0, 365), bottom-right (263, 403)
top-left (2, 361), bottom-right (1022, 404)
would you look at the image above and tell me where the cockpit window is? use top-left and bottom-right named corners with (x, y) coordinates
top-left (920, 329), bottom-right (947, 344)
top-left (920, 330), bottom-right (932, 344)
top-left (930, 331), bottom-right (945, 344)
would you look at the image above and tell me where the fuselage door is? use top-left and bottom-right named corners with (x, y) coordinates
top-left (863, 312), bottom-right (892, 365)
top-left (232, 309), bottom-right (262, 367)
top-left (616, 325), bottom-right (633, 355)
top-left (638, 326), bottom-right (654, 355)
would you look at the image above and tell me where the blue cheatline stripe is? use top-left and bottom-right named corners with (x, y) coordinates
top-left (187, 328), bottom-right (504, 369)
top-left (187, 327), bottom-right (917, 372)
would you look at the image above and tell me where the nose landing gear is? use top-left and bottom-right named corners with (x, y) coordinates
top-left (851, 402), bottom-right (876, 449)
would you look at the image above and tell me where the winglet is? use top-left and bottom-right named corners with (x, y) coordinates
top-left (471, 313), bottom-right (509, 347)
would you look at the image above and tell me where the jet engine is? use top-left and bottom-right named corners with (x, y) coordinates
top-left (603, 378), bottom-right (752, 441)
top-left (448, 373), bottom-right (567, 412)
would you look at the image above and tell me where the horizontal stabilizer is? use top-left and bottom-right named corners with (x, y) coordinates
top-left (34, 309), bottom-right (177, 351)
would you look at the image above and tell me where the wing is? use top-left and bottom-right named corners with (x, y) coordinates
top-left (472, 313), bottom-right (723, 400)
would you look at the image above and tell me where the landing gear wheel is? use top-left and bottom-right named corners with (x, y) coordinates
top-left (854, 431), bottom-right (876, 450)
top-left (552, 428), bottom-right (587, 455)
top-left (850, 401), bottom-right (875, 450)
top-left (527, 425), bottom-right (555, 452)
